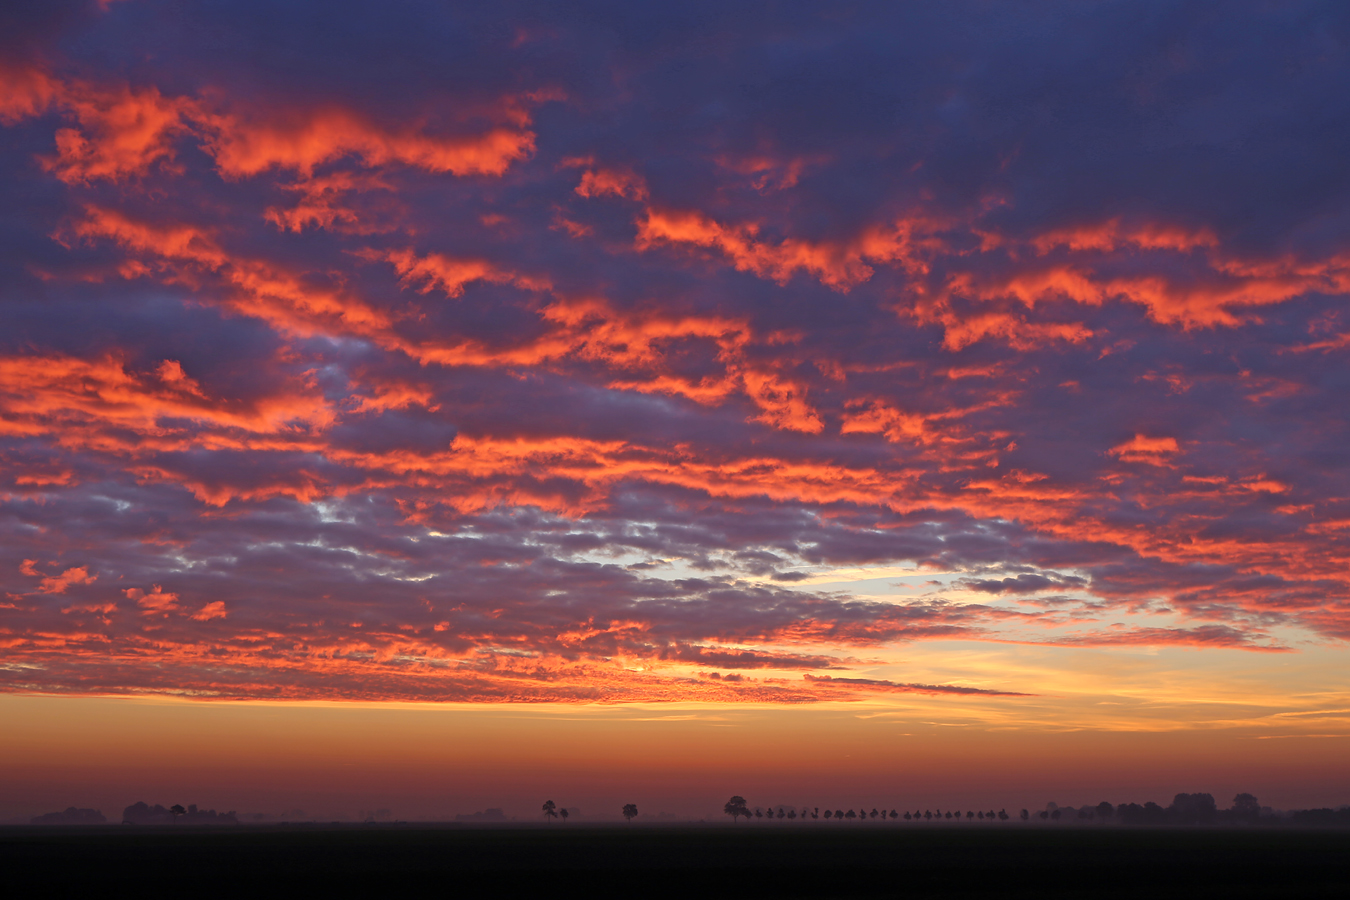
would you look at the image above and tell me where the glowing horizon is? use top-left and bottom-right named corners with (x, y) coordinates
top-left (1, 0), bottom-right (1348, 820)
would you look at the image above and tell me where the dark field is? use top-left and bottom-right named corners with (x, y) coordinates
top-left (3, 824), bottom-right (1347, 898)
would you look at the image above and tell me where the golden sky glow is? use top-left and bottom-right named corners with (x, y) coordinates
top-left (2, 0), bottom-right (1349, 819)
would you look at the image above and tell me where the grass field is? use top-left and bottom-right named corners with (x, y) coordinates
top-left (3, 824), bottom-right (1347, 897)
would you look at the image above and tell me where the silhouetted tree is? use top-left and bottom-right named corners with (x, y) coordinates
top-left (998, 809), bottom-right (1009, 821)
top-left (924, 810), bottom-right (932, 820)
top-left (1230, 793), bottom-right (1260, 822)
top-left (890, 810), bottom-right (899, 819)
top-left (966, 810), bottom-right (974, 820)
top-left (845, 809), bottom-right (857, 820)
top-left (1095, 801), bottom-right (1113, 822)
top-left (787, 809), bottom-right (797, 820)
top-left (904, 812), bottom-right (912, 820)
top-left (754, 807), bottom-right (763, 820)
top-left (1169, 793), bottom-right (1217, 825)
top-left (870, 808), bottom-right (878, 819)
top-left (1020, 809), bottom-right (1029, 821)
top-left (170, 804), bottom-right (185, 824)
top-left (824, 809), bottom-right (832, 819)
top-left (812, 808), bottom-right (819, 819)
top-left (622, 803), bottom-right (638, 823)
top-left (835, 809), bottom-right (844, 819)
top-left (542, 800), bottom-right (557, 823)
top-left (724, 796), bottom-right (750, 822)
top-left (1050, 809), bottom-right (1061, 820)
top-left (559, 807), bottom-right (569, 824)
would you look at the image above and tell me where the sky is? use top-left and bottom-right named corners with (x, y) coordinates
top-left (1, 0), bottom-right (1349, 821)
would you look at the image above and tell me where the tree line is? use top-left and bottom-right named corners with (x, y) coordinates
top-left (542, 800), bottom-right (639, 823)
top-left (722, 796), bottom-right (1009, 822)
top-left (719, 793), bottom-right (1350, 826)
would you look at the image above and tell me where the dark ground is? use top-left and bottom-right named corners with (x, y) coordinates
top-left (3, 824), bottom-right (1347, 898)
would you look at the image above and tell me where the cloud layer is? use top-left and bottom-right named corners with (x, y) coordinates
top-left (2, 1), bottom-right (1348, 702)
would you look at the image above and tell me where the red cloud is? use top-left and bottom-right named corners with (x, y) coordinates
top-left (202, 109), bottom-right (535, 178)
top-left (20, 560), bottom-right (97, 594)
top-left (1109, 435), bottom-right (1181, 466)
top-left (371, 247), bottom-right (552, 297)
top-left (124, 585), bottom-right (180, 614)
top-left (575, 167), bottom-right (648, 201)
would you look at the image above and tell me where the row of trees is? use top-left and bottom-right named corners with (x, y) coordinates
top-left (722, 797), bottom-right (1011, 823)
top-left (721, 793), bottom-right (1326, 826)
top-left (542, 800), bottom-right (638, 823)
top-left (1024, 793), bottom-right (1268, 825)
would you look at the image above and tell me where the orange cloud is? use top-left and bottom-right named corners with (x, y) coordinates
top-left (2, 65), bottom-right (537, 183)
top-left (372, 247), bottom-right (551, 297)
top-left (575, 167), bottom-right (648, 200)
top-left (20, 560), bottom-right (97, 594)
top-left (264, 171), bottom-right (398, 234)
top-left (42, 83), bottom-right (193, 183)
top-left (124, 585), bottom-right (180, 614)
top-left (841, 395), bottom-right (1013, 450)
top-left (68, 206), bottom-right (393, 336)
top-left (740, 367), bottom-right (824, 433)
top-left (1032, 219), bottom-right (1219, 255)
top-left (1109, 434), bottom-right (1181, 466)
top-left (636, 208), bottom-right (923, 291)
top-left (202, 109), bottom-right (535, 178)
top-left (190, 601), bottom-right (228, 621)
top-left (0, 65), bottom-right (60, 123)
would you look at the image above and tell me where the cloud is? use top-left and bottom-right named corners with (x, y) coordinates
top-left (0, 0), bottom-right (1347, 704)
top-left (124, 585), bottom-right (180, 614)
top-left (20, 560), bottom-right (97, 594)
top-left (803, 674), bottom-right (1032, 697)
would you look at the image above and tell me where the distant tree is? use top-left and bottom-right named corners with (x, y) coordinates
top-left (824, 809), bottom-right (832, 819)
top-left (777, 808), bottom-right (786, 819)
top-left (924, 810), bottom-right (932, 821)
top-left (967, 810), bottom-right (974, 820)
top-left (1096, 802), bottom-right (1114, 823)
top-left (1050, 809), bottom-right (1061, 820)
top-left (559, 807), bottom-right (569, 824)
top-left (944, 811), bottom-right (953, 820)
top-left (835, 810), bottom-right (844, 820)
top-left (890, 810), bottom-right (898, 820)
top-left (542, 800), bottom-right (557, 823)
top-left (904, 812), bottom-right (912, 820)
top-left (1038, 811), bottom-right (1049, 820)
top-left (870, 808), bottom-right (878, 819)
top-left (1020, 809), bottom-right (1029, 821)
top-left (787, 809), bottom-right (797, 820)
top-left (1230, 793), bottom-right (1260, 822)
top-left (845, 809), bottom-right (857, 820)
top-left (170, 804), bottom-right (185, 824)
top-left (754, 807), bottom-right (763, 820)
top-left (724, 796), bottom-right (750, 822)
top-left (622, 803), bottom-right (638, 823)
top-left (1169, 793), bottom-right (1217, 825)
top-left (812, 808), bottom-right (819, 819)
top-left (998, 810), bottom-right (1008, 821)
